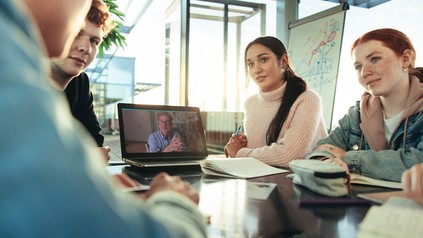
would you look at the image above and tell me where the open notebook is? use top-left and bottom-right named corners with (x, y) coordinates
top-left (117, 103), bottom-right (208, 167)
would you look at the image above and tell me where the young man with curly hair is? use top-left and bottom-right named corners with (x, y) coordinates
top-left (51, 0), bottom-right (115, 161)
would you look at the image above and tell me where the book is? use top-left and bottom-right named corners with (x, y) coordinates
top-left (200, 156), bottom-right (289, 179)
top-left (356, 197), bottom-right (423, 238)
top-left (350, 173), bottom-right (402, 189)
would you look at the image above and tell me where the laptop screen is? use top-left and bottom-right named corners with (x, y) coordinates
top-left (117, 103), bottom-right (208, 161)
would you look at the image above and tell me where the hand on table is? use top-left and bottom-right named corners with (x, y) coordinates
top-left (316, 144), bottom-right (349, 176)
top-left (112, 173), bottom-right (141, 188)
top-left (323, 157), bottom-right (350, 177)
top-left (144, 172), bottom-right (199, 204)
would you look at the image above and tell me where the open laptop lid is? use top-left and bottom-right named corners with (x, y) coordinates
top-left (117, 103), bottom-right (208, 167)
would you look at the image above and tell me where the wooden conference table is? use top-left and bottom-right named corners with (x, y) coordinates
top-left (113, 164), bottom-right (395, 238)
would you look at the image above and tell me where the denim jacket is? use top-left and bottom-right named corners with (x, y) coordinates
top-left (306, 76), bottom-right (423, 182)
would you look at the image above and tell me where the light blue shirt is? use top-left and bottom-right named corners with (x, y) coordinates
top-left (0, 0), bottom-right (206, 237)
top-left (148, 130), bottom-right (180, 152)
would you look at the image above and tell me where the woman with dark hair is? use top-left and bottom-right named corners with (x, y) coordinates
top-left (224, 36), bottom-right (327, 168)
top-left (307, 28), bottom-right (423, 182)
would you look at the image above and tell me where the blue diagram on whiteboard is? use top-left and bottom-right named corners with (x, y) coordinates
top-left (288, 17), bottom-right (342, 93)
top-left (288, 11), bottom-right (346, 129)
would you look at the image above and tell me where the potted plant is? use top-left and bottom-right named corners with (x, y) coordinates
top-left (99, 0), bottom-right (127, 57)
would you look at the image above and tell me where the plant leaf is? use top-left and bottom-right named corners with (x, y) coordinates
top-left (98, 0), bottom-right (127, 58)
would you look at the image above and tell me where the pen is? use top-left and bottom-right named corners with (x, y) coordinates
top-left (233, 126), bottom-right (242, 138)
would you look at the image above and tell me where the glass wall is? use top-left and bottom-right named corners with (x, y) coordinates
top-left (187, 0), bottom-right (269, 113)
top-left (186, 1), bottom-right (268, 151)
top-left (121, 0), bottom-right (175, 105)
top-left (87, 55), bottom-right (135, 133)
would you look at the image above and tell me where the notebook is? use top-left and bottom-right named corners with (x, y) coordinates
top-left (117, 103), bottom-right (209, 167)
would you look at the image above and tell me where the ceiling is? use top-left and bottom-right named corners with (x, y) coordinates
top-left (115, 0), bottom-right (392, 31)
top-left (322, 0), bottom-right (391, 8)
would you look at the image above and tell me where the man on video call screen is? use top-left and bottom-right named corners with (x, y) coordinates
top-left (122, 109), bottom-right (204, 154)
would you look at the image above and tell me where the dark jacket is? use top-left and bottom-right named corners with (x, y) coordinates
top-left (65, 72), bottom-right (104, 146)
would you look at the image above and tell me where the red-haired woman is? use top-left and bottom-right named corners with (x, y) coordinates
top-left (307, 28), bottom-right (423, 182)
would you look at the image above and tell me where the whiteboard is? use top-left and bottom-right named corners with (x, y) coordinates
top-left (287, 5), bottom-right (348, 131)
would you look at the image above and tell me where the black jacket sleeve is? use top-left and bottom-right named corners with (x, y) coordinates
top-left (65, 72), bottom-right (104, 147)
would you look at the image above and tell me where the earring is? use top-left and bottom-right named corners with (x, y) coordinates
top-left (403, 67), bottom-right (408, 72)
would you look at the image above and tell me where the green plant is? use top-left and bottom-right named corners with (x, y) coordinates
top-left (99, 0), bottom-right (127, 57)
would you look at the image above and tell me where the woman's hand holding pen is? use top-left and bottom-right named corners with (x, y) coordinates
top-left (231, 133), bottom-right (247, 145)
top-left (224, 133), bottom-right (247, 157)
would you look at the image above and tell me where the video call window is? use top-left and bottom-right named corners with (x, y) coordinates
top-left (121, 108), bottom-right (205, 153)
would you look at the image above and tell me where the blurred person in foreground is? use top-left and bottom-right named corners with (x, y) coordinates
top-left (0, 0), bottom-right (207, 237)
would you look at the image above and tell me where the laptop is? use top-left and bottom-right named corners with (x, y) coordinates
top-left (117, 103), bottom-right (209, 167)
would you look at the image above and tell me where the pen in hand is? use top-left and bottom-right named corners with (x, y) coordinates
top-left (233, 126), bottom-right (242, 138)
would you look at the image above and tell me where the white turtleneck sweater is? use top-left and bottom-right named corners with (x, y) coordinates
top-left (237, 83), bottom-right (327, 168)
